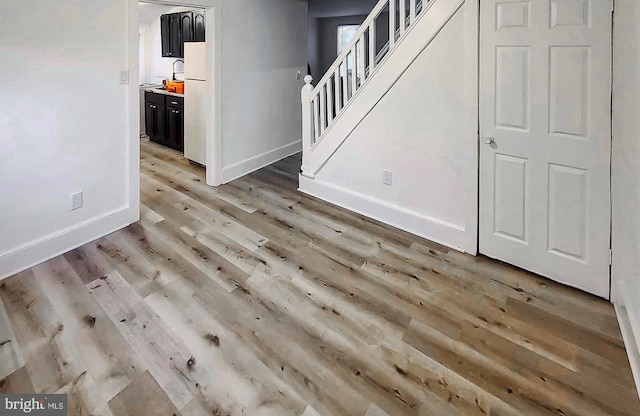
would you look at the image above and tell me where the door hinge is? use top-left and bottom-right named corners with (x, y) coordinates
top-left (611, 0), bottom-right (615, 12)
top-left (609, 249), bottom-right (613, 266)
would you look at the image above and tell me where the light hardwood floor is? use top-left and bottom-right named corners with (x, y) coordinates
top-left (0, 139), bottom-right (639, 416)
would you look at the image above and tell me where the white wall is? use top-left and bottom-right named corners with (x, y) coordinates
top-left (0, 0), bottom-right (134, 278)
top-left (219, 0), bottom-right (308, 182)
top-left (301, 2), bottom-right (477, 252)
top-left (612, 0), bottom-right (640, 392)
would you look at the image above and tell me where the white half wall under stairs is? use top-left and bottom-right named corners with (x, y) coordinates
top-left (299, 0), bottom-right (478, 253)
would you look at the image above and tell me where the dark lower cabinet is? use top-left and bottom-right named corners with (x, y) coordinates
top-left (145, 92), bottom-right (183, 153)
top-left (145, 102), bottom-right (166, 145)
top-left (166, 107), bottom-right (184, 151)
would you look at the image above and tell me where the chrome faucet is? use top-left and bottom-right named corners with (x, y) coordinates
top-left (172, 59), bottom-right (184, 81)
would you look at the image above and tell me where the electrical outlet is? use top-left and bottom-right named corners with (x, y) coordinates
top-left (120, 70), bottom-right (129, 85)
top-left (383, 170), bottom-right (393, 186)
top-left (71, 191), bottom-right (83, 211)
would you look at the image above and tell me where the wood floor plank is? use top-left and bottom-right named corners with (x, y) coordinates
top-left (0, 139), bottom-right (637, 416)
top-left (0, 290), bottom-right (25, 380)
top-left (90, 269), bottom-right (197, 410)
top-left (144, 276), bottom-right (308, 415)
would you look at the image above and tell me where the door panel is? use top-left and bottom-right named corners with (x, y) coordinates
top-left (495, 46), bottom-right (530, 130)
top-left (494, 154), bottom-right (528, 243)
top-left (548, 163), bottom-right (587, 260)
top-left (479, 0), bottom-right (612, 298)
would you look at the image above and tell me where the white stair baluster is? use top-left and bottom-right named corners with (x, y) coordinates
top-left (389, 0), bottom-right (396, 48)
top-left (335, 67), bottom-right (341, 112)
top-left (358, 34), bottom-right (366, 84)
top-left (410, 0), bottom-right (416, 23)
top-left (319, 86), bottom-right (326, 132)
top-left (313, 94), bottom-right (320, 141)
top-left (341, 62), bottom-right (348, 108)
top-left (369, 21), bottom-right (376, 74)
top-left (350, 46), bottom-right (357, 98)
top-left (399, 0), bottom-right (406, 36)
top-left (327, 76), bottom-right (334, 123)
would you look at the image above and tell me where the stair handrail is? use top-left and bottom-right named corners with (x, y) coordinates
top-left (302, 0), bottom-right (432, 162)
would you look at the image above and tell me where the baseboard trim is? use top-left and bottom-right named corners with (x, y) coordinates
top-left (0, 206), bottom-right (131, 280)
top-left (299, 175), bottom-right (466, 252)
top-left (615, 301), bottom-right (640, 401)
top-left (223, 140), bottom-right (302, 184)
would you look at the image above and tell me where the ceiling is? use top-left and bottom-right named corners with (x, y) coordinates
top-left (139, 2), bottom-right (176, 25)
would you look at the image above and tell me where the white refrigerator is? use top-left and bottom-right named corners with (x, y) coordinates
top-left (184, 42), bottom-right (207, 165)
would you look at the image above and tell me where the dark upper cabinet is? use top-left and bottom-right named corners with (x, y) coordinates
top-left (193, 10), bottom-right (205, 42)
top-left (161, 13), bottom-right (182, 57)
top-left (169, 13), bottom-right (182, 57)
top-left (181, 12), bottom-right (194, 43)
top-left (161, 10), bottom-right (205, 58)
top-left (160, 15), bottom-right (171, 57)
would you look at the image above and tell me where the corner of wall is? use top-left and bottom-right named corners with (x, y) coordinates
top-left (222, 139), bottom-right (302, 184)
top-left (614, 279), bottom-right (640, 401)
top-left (0, 207), bottom-right (132, 281)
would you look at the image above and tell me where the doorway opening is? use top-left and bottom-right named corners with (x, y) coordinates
top-left (127, 0), bottom-right (222, 224)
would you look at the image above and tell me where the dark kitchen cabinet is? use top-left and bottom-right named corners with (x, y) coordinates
top-left (145, 101), bottom-right (166, 146)
top-left (145, 92), bottom-right (184, 153)
top-left (160, 14), bottom-right (171, 57)
top-left (170, 13), bottom-right (182, 57)
top-left (161, 10), bottom-right (205, 58)
top-left (166, 106), bottom-right (184, 151)
top-left (181, 12), bottom-right (194, 44)
top-left (161, 13), bottom-right (182, 57)
top-left (193, 10), bottom-right (206, 42)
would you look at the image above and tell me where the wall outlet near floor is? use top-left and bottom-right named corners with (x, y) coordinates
top-left (383, 170), bottom-right (393, 186)
top-left (71, 191), bottom-right (83, 211)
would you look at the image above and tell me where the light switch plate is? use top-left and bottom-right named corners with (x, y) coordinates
top-left (71, 191), bottom-right (83, 211)
top-left (383, 170), bottom-right (392, 186)
top-left (120, 70), bottom-right (129, 85)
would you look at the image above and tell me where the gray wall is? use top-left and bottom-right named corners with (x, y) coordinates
top-left (221, 0), bottom-right (308, 170)
top-left (316, 14), bottom-right (367, 78)
top-left (308, 0), bottom-right (380, 80)
top-left (612, 0), bottom-right (640, 305)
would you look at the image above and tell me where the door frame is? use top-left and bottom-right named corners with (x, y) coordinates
top-left (126, 0), bottom-right (223, 225)
top-left (474, 0), bottom-right (615, 299)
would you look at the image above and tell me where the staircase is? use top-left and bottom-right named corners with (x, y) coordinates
top-left (300, 0), bottom-right (465, 179)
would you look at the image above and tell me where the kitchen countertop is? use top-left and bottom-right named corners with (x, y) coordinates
top-left (147, 88), bottom-right (184, 98)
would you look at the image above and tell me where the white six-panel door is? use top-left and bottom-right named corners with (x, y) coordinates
top-left (479, 0), bottom-right (612, 298)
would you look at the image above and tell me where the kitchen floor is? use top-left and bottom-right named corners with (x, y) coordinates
top-left (0, 139), bottom-right (638, 415)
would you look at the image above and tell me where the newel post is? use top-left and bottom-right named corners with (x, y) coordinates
top-left (300, 75), bottom-right (315, 179)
